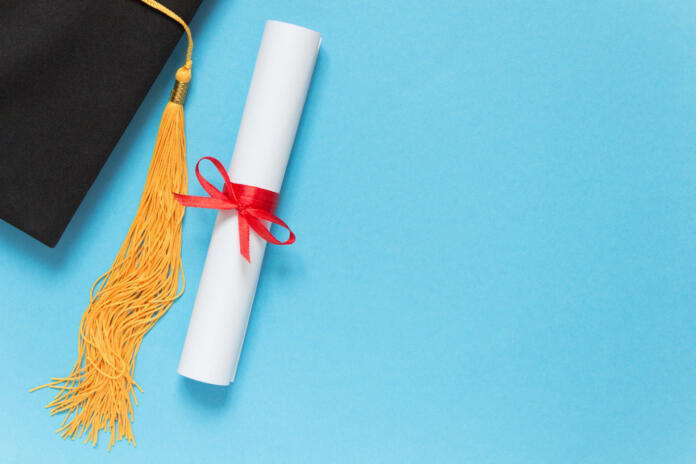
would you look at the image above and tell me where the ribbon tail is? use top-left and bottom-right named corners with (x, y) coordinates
top-left (246, 210), bottom-right (296, 246)
top-left (237, 213), bottom-right (251, 263)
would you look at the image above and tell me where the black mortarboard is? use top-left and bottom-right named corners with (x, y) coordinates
top-left (0, 0), bottom-right (201, 247)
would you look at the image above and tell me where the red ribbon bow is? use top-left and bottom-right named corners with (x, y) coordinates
top-left (174, 156), bottom-right (295, 262)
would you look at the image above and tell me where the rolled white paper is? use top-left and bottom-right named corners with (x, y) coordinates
top-left (178, 20), bottom-right (321, 386)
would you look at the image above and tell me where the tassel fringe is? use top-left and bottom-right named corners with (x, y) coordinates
top-left (31, 75), bottom-right (189, 450)
top-left (32, 0), bottom-right (195, 449)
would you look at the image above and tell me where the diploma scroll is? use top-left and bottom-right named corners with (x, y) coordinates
top-left (178, 20), bottom-right (321, 385)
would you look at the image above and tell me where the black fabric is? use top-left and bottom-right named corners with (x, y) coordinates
top-left (0, 0), bottom-right (201, 247)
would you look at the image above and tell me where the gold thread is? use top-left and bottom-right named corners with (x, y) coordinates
top-left (32, 0), bottom-right (193, 449)
top-left (170, 80), bottom-right (189, 105)
top-left (139, 0), bottom-right (194, 64)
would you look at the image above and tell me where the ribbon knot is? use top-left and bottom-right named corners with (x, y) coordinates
top-left (174, 156), bottom-right (295, 262)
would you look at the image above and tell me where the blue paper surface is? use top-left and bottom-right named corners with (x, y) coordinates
top-left (2, 1), bottom-right (696, 462)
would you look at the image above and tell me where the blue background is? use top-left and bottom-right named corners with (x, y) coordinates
top-left (2, 1), bottom-right (696, 462)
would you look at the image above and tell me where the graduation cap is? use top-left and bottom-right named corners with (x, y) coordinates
top-left (8, 0), bottom-right (202, 449)
top-left (0, 0), bottom-right (200, 247)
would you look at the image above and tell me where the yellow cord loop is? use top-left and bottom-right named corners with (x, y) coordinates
top-left (140, 0), bottom-right (193, 99)
top-left (140, 0), bottom-right (194, 66)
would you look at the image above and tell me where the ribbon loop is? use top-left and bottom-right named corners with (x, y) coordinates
top-left (174, 156), bottom-right (296, 262)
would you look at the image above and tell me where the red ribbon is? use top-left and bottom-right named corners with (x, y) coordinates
top-left (174, 156), bottom-right (295, 263)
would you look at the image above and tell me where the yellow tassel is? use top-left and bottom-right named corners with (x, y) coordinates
top-left (31, 1), bottom-right (194, 450)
